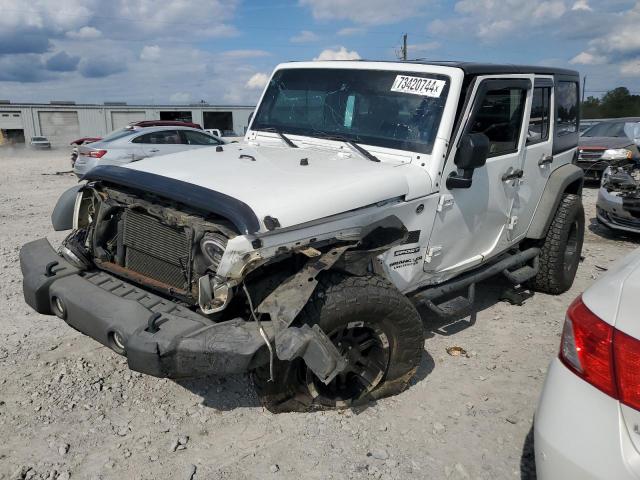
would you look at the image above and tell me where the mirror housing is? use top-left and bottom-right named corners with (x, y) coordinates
top-left (446, 133), bottom-right (490, 189)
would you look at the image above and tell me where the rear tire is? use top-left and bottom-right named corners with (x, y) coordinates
top-left (529, 193), bottom-right (584, 294)
top-left (252, 273), bottom-right (424, 413)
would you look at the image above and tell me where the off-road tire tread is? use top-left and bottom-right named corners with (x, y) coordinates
top-left (530, 193), bottom-right (584, 295)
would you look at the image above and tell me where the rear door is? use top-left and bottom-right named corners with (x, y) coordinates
top-left (425, 76), bottom-right (533, 275)
top-left (132, 130), bottom-right (186, 158)
top-left (511, 77), bottom-right (554, 240)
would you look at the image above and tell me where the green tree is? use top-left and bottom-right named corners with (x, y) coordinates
top-left (582, 87), bottom-right (640, 118)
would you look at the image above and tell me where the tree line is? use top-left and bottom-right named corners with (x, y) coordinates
top-left (582, 87), bottom-right (640, 119)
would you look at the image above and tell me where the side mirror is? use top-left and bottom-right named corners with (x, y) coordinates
top-left (446, 132), bottom-right (490, 189)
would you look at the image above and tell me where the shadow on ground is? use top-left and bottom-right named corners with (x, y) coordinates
top-left (520, 424), bottom-right (537, 479)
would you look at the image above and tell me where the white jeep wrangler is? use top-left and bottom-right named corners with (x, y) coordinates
top-left (21, 61), bottom-right (584, 412)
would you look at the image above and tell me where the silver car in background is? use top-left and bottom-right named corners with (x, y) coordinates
top-left (73, 126), bottom-right (224, 177)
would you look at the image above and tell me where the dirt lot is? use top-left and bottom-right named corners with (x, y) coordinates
top-left (0, 147), bottom-right (637, 480)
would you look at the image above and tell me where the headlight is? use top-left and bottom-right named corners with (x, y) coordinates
top-left (600, 166), bottom-right (613, 186)
top-left (602, 148), bottom-right (633, 160)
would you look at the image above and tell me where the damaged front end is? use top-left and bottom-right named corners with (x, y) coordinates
top-left (597, 165), bottom-right (640, 233)
top-left (22, 170), bottom-right (409, 385)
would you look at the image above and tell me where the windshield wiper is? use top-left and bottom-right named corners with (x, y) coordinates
top-left (314, 133), bottom-right (380, 162)
top-left (256, 127), bottom-right (298, 148)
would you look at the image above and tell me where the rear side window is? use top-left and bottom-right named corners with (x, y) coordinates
top-left (527, 87), bottom-right (551, 145)
top-left (469, 86), bottom-right (527, 157)
top-left (556, 81), bottom-right (578, 136)
top-left (181, 130), bottom-right (222, 145)
top-left (132, 130), bottom-right (183, 144)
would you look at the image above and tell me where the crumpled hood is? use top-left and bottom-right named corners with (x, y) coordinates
top-left (579, 136), bottom-right (634, 149)
top-left (124, 143), bottom-right (426, 231)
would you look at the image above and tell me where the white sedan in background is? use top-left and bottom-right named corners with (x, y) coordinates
top-left (73, 126), bottom-right (224, 177)
top-left (535, 248), bottom-right (640, 479)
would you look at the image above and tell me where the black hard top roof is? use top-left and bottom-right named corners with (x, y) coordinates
top-left (404, 60), bottom-right (579, 77)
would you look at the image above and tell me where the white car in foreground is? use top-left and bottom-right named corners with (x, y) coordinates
top-left (535, 248), bottom-right (640, 479)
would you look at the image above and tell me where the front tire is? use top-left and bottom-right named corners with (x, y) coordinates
top-left (252, 273), bottom-right (424, 413)
top-left (529, 193), bottom-right (584, 294)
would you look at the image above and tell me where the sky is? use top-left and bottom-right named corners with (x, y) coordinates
top-left (0, 0), bottom-right (639, 105)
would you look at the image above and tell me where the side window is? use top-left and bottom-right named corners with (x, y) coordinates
top-left (182, 130), bottom-right (222, 145)
top-left (469, 86), bottom-right (527, 157)
top-left (527, 87), bottom-right (551, 145)
top-left (132, 130), bottom-right (183, 144)
top-left (556, 81), bottom-right (578, 136)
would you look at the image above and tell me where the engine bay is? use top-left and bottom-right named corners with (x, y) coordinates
top-left (602, 165), bottom-right (640, 218)
top-left (66, 184), bottom-right (238, 305)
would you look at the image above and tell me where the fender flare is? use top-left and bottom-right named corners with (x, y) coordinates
top-left (51, 184), bottom-right (83, 231)
top-left (526, 163), bottom-right (584, 239)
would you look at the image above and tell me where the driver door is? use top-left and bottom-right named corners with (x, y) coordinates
top-left (424, 76), bottom-right (533, 276)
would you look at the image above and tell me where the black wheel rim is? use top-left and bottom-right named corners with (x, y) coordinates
top-left (304, 321), bottom-right (390, 407)
top-left (564, 219), bottom-right (579, 275)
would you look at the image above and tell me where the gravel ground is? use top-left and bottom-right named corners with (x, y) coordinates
top-left (0, 147), bottom-right (638, 480)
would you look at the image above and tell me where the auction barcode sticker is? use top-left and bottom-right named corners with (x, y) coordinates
top-left (390, 75), bottom-right (446, 97)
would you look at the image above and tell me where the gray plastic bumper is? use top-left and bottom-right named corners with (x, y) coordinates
top-left (20, 238), bottom-right (270, 378)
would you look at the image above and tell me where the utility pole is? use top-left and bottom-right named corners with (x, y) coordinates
top-left (402, 33), bottom-right (408, 61)
top-left (582, 75), bottom-right (587, 103)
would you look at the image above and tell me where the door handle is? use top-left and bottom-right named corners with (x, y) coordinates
top-left (149, 148), bottom-right (159, 153)
top-left (538, 154), bottom-right (553, 166)
top-left (502, 169), bottom-right (524, 182)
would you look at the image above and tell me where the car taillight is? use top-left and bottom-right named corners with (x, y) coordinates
top-left (560, 296), bottom-right (616, 397)
top-left (560, 295), bottom-right (640, 410)
top-left (82, 149), bottom-right (107, 158)
top-left (614, 330), bottom-right (640, 411)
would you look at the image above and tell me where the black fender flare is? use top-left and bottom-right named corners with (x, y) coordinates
top-left (51, 184), bottom-right (84, 231)
top-left (526, 163), bottom-right (584, 239)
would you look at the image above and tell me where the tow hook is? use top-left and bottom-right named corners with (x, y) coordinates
top-left (44, 261), bottom-right (60, 277)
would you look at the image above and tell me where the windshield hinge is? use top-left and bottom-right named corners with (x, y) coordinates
top-left (425, 245), bottom-right (443, 263)
top-left (507, 216), bottom-right (519, 231)
top-left (437, 194), bottom-right (455, 212)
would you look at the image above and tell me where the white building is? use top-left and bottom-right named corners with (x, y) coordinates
top-left (0, 101), bottom-right (255, 146)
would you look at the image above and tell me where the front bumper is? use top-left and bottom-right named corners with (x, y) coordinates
top-left (596, 187), bottom-right (640, 233)
top-left (534, 359), bottom-right (640, 480)
top-left (20, 238), bottom-right (270, 378)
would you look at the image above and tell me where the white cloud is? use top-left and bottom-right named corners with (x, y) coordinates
top-left (313, 46), bottom-right (361, 61)
top-left (66, 26), bottom-right (102, 40)
top-left (290, 30), bottom-right (319, 43)
top-left (169, 92), bottom-right (191, 103)
top-left (245, 72), bottom-right (269, 90)
top-left (570, 51), bottom-right (606, 65)
top-left (572, 0), bottom-right (592, 11)
top-left (337, 27), bottom-right (366, 36)
top-left (620, 59), bottom-right (640, 76)
top-left (140, 45), bottom-right (161, 61)
top-left (299, 0), bottom-right (433, 26)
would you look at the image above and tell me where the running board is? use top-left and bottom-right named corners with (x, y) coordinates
top-left (413, 248), bottom-right (540, 316)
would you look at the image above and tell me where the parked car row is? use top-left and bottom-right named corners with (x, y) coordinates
top-left (577, 117), bottom-right (640, 180)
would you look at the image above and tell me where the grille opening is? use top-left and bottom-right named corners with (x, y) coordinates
top-left (121, 210), bottom-right (192, 290)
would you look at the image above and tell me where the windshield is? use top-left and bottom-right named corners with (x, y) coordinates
top-left (252, 68), bottom-right (450, 154)
top-left (100, 127), bottom-right (138, 143)
top-left (582, 121), bottom-right (639, 139)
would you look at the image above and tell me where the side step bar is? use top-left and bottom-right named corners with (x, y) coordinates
top-left (412, 247), bottom-right (540, 316)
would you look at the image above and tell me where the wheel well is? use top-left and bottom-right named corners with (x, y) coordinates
top-left (564, 177), bottom-right (583, 196)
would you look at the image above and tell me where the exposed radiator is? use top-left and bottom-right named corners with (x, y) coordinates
top-left (122, 209), bottom-right (191, 290)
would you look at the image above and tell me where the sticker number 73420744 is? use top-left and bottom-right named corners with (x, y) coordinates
top-left (390, 75), bottom-right (446, 98)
